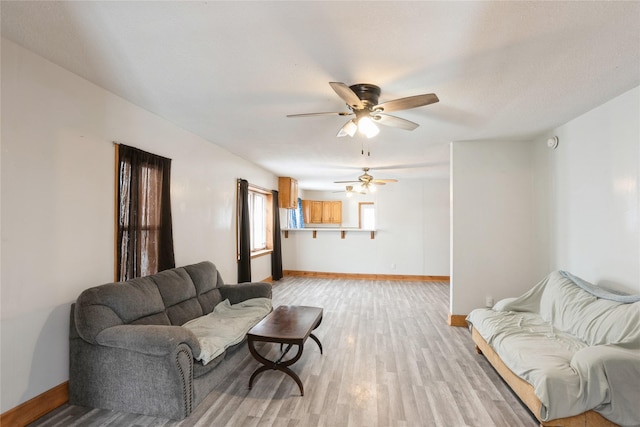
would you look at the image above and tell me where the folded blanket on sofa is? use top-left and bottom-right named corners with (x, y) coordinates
top-left (184, 297), bottom-right (272, 364)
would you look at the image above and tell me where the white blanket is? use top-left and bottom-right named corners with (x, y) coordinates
top-left (467, 271), bottom-right (640, 425)
top-left (183, 297), bottom-right (272, 365)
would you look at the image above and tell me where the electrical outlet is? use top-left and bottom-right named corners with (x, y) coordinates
top-left (485, 296), bottom-right (494, 308)
top-left (390, 263), bottom-right (396, 270)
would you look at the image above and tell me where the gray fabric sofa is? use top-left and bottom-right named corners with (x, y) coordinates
top-left (69, 261), bottom-right (272, 420)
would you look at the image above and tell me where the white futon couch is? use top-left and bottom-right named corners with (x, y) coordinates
top-left (467, 271), bottom-right (640, 427)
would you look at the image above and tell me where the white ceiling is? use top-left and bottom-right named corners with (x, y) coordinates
top-left (2, 1), bottom-right (639, 190)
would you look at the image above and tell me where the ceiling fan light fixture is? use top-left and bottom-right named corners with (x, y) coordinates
top-left (368, 183), bottom-right (377, 193)
top-left (337, 119), bottom-right (358, 137)
top-left (358, 116), bottom-right (379, 138)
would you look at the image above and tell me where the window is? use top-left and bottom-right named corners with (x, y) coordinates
top-left (359, 202), bottom-right (375, 230)
top-left (116, 144), bottom-right (175, 281)
top-left (249, 190), bottom-right (267, 251)
top-left (239, 184), bottom-right (273, 257)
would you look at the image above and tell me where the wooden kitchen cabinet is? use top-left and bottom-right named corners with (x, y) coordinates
top-left (322, 201), bottom-right (342, 225)
top-left (278, 177), bottom-right (298, 209)
top-left (302, 200), bottom-right (323, 224)
top-left (301, 200), bottom-right (342, 225)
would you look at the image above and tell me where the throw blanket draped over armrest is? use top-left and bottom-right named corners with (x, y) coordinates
top-left (183, 297), bottom-right (272, 364)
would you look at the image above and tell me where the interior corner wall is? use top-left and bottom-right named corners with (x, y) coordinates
top-left (450, 139), bottom-right (544, 316)
top-left (0, 38), bottom-right (276, 412)
top-left (450, 85), bottom-right (640, 317)
top-left (282, 179), bottom-right (450, 276)
top-left (533, 86), bottom-right (640, 294)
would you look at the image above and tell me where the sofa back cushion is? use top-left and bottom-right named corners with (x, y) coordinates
top-left (183, 261), bottom-right (224, 314)
top-left (153, 267), bottom-right (203, 325)
top-left (74, 276), bottom-right (170, 344)
top-left (74, 261), bottom-right (225, 343)
top-left (539, 272), bottom-right (640, 347)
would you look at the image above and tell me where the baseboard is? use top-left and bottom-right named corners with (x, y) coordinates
top-left (260, 275), bottom-right (273, 283)
top-left (283, 270), bottom-right (450, 282)
top-left (448, 313), bottom-right (468, 327)
top-left (1, 381), bottom-right (68, 427)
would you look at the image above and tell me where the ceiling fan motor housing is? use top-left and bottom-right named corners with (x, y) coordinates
top-left (349, 84), bottom-right (381, 109)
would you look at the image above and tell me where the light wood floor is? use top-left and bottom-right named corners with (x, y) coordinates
top-left (30, 277), bottom-right (538, 427)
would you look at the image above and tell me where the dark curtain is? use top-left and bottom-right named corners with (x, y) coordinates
top-left (237, 179), bottom-right (252, 282)
top-left (117, 144), bottom-right (175, 281)
top-left (271, 190), bottom-right (283, 281)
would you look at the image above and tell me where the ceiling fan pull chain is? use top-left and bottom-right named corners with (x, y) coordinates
top-left (363, 141), bottom-right (370, 156)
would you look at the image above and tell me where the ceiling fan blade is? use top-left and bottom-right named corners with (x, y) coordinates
top-left (375, 93), bottom-right (439, 113)
top-left (336, 119), bottom-right (357, 137)
top-left (334, 180), bottom-right (360, 184)
top-left (287, 111), bottom-right (352, 118)
top-left (329, 82), bottom-right (364, 110)
top-left (372, 179), bottom-right (398, 184)
top-left (373, 114), bottom-right (419, 131)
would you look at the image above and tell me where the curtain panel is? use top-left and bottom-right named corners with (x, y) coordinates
top-left (117, 144), bottom-right (175, 281)
top-left (237, 179), bottom-right (252, 282)
top-left (271, 190), bottom-right (283, 281)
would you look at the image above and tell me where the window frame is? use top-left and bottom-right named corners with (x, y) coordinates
top-left (238, 184), bottom-right (274, 259)
top-left (358, 202), bottom-right (376, 230)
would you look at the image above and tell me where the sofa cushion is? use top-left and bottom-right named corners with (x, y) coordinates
top-left (198, 289), bottom-right (224, 315)
top-left (184, 261), bottom-right (224, 314)
top-left (75, 276), bottom-right (168, 343)
top-left (152, 268), bottom-right (205, 325)
top-left (184, 261), bottom-right (222, 292)
top-left (153, 268), bottom-right (197, 307)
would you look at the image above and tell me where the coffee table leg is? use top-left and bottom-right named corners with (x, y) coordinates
top-left (248, 365), bottom-right (271, 390)
top-left (309, 333), bottom-right (323, 355)
top-left (248, 339), bottom-right (306, 396)
top-left (281, 365), bottom-right (304, 396)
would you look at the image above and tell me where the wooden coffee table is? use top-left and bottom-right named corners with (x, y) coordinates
top-left (247, 305), bottom-right (323, 396)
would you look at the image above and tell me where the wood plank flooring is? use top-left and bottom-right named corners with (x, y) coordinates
top-left (30, 277), bottom-right (538, 427)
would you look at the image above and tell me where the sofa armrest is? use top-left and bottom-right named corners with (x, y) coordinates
top-left (219, 282), bottom-right (272, 305)
top-left (95, 324), bottom-right (201, 357)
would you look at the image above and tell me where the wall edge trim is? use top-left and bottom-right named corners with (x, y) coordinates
top-left (448, 313), bottom-right (468, 327)
top-left (283, 270), bottom-right (450, 282)
top-left (1, 381), bottom-right (68, 427)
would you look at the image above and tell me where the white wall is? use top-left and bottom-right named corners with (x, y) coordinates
top-left (450, 140), bottom-right (543, 315)
top-left (282, 179), bottom-right (450, 276)
top-left (450, 85), bottom-right (640, 316)
top-left (534, 86), bottom-right (640, 294)
top-left (0, 38), bottom-right (276, 412)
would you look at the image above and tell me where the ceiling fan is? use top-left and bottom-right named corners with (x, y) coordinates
top-left (287, 82), bottom-right (439, 138)
top-left (334, 168), bottom-right (398, 193)
top-left (332, 185), bottom-right (367, 197)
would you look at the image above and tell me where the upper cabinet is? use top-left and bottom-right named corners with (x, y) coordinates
top-left (278, 177), bottom-right (298, 209)
top-left (322, 201), bottom-right (342, 225)
top-left (302, 200), bottom-right (342, 225)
